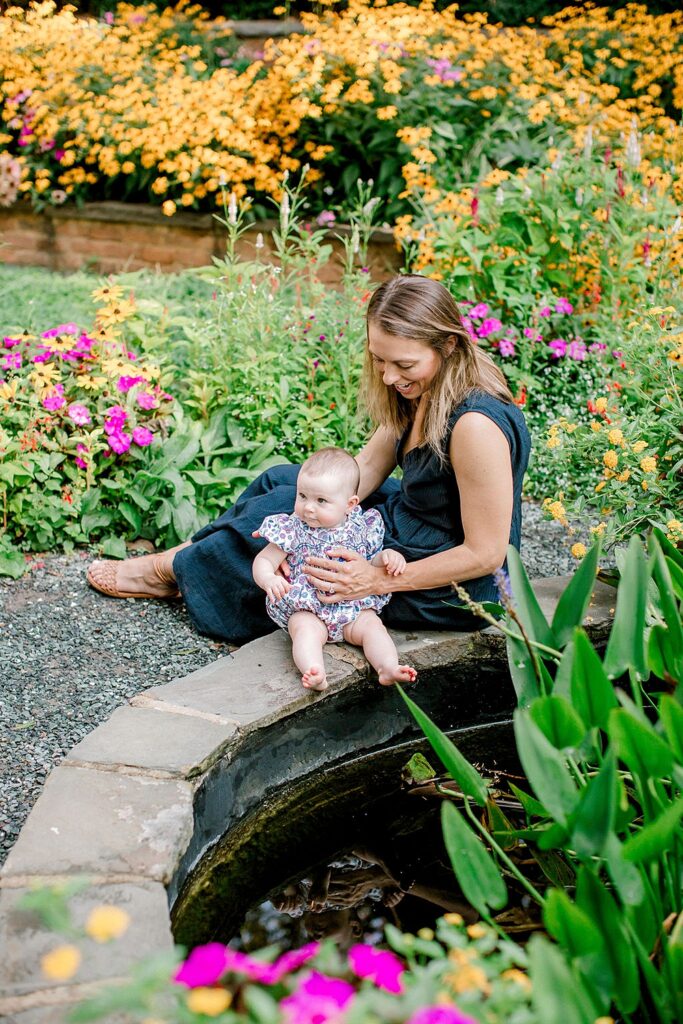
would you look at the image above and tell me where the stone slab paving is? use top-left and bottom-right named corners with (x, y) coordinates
top-left (0, 578), bottom-right (615, 1021)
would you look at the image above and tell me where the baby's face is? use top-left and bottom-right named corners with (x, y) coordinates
top-left (294, 470), bottom-right (358, 529)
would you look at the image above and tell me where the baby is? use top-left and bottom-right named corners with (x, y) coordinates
top-left (252, 447), bottom-right (417, 692)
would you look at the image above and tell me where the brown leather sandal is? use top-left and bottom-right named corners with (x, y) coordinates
top-left (86, 558), bottom-right (181, 600)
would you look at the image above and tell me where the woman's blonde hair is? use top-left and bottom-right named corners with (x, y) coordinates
top-left (362, 274), bottom-right (514, 458)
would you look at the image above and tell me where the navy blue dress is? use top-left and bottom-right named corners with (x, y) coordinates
top-left (173, 392), bottom-right (530, 643)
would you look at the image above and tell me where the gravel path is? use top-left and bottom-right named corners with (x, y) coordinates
top-left (0, 502), bottom-right (573, 868)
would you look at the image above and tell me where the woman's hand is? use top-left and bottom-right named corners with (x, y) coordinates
top-left (304, 547), bottom-right (388, 602)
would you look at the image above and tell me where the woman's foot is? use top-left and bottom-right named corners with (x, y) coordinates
top-left (377, 664), bottom-right (417, 687)
top-left (302, 665), bottom-right (328, 691)
top-left (87, 549), bottom-right (182, 600)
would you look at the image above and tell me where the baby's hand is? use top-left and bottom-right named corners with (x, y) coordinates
top-left (381, 549), bottom-right (406, 576)
top-left (266, 576), bottom-right (291, 602)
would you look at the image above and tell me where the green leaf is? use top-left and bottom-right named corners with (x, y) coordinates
top-left (100, 536), bottom-right (127, 559)
top-left (622, 794), bottom-right (683, 863)
top-left (652, 526), bottom-right (683, 570)
top-left (660, 695), bottom-right (683, 761)
top-left (665, 556), bottom-right (683, 600)
top-left (0, 550), bottom-right (27, 578)
top-left (506, 628), bottom-right (541, 706)
top-left (529, 696), bottom-right (586, 750)
top-left (570, 750), bottom-right (616, 859)
top-left (441, 802), bottom-right (507, 916)
top-left (604, 834), bottom-right (645, 907)
top-left (609, 707), bottom-right (674, 781)
top-left (543, 888), bottom-right (606, 957)
top-left (507, 545), bottom-right (555, 648)
top-left (551, 542), bottom-right (601, 647)
top-left (242, 985), bottom-right (280, 1024)
top-left (648, 626), bottom-right (681, 686)
top-left (569, 629), bottom-right (617, 730)
top-left (398, 687), bottom-right (488, 806)
top-left (603, 536), bottom-right (648, 679)
top-left (576, 868), bottom-right (639, 1014)
top-left (171, 499), bottom-right (198, 541)
top-left (528, 934), bottom-right (596, 1024)
top-left (513, 709), bottom-right (579, 826)
top-left (509, 782), bottom-right (548, 818)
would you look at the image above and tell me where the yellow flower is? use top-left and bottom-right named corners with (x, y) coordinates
top-left (603, 450), bottom-right (619, 469)
top-left (666, 519), bottom-right (683, 540)
top-left (41, 944), bottom-right (81, 981)
top-left (640, 455), bottom-right (657, 473)
top-left (590, 522), bottom-right (607, 535)
top-left (632, 439), bottom-right (648, 453)
top-left (501, 968), bottom-right (532, 991)
top-left (571, 542), bottom-right (587, 559)
top-left (466, 923), bottom-right (488, 940)
top-left (85, 906), bottom-right (130, 943)
top-left (595, 480), bottom-right (607, 493)
top-left (96, 300), bottom-right (136, 326)
top-left (617, 469), bottom-right (631, 482)
top-left (642, 480), bottom-right (649, 491)
top-left (162, 200), bottom-right (177, 216)
top-left (29, 364), bottom-right (59, 389)
top-left (442, 912), bottom-right (464, 926)
top-left (186, 987), bottom-right (232, 1016)
top-left (377, 106), bottom-right (398, 120)
top-left (607, 428), bottom-right (624, 446)
top-left (544, 499), bottom-right (568, 525)
top-left (590, 420), bottom-right (602, 432)
top-left (594, 397), bottom-right (608, 413)
top-left (0, 379), bottom-right (18, 401)
top-left (546, 435), bottom-right (561, 449)
top-left (92, 284), bottom-right (124, 304)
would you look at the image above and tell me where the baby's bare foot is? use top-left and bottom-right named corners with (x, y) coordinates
top-left (377, 664), bottom-right (417, 687)
top-left (302, 665), bottom-right (328, 691)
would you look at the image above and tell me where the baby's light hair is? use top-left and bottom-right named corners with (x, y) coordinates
top-left (300, 447), bottom-right (360, 496)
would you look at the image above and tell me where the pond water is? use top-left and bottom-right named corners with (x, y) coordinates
top-left (172, 724), bottom-right (530, 951)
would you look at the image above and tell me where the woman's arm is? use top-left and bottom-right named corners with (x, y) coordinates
top-left (306, 413), bottom-right (513, 600)
top-left (355, 426), bottom-right (398, 501)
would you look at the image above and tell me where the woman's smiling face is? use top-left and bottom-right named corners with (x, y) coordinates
top-left (367, 322), bottom-right (443, 400)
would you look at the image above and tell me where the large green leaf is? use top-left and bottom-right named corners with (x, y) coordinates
top-left (576, 868), bottom-right (639, 1014)
top-left (398, 687), bottom-right (488, 806)
top-left (652, 526), bottom-right (683, 571)
top-left (506, 545), bottom-right (556, 648)
top-left (551, 542), bottom-right (601, 648)
top-left (569, 629), bottom-right (617, 730)
top-left (622, 794), bottom-right (683, 864)
top-left (660, 695), bottom-right (683, 762)
top-left (603, 536), bottom-right (648, 680)
top-left (528, 934), bottom-right (597, 1024)
top-left (440, 802), bottom-right (507, 916)
top-left (529, 695), bottom-right (586, 750)
top-left (514, 710), bottom-right (579, 826)
top-left (609, 708), bottom-right (674, 782)
top-left (506, 628), bottom-right (542, 706)
top-left (570, 751), bottom-right (616, 860)
top-left (543, 888), bottom-right (613, 1005)
top-left (604, 834), bottom-right (645, 908)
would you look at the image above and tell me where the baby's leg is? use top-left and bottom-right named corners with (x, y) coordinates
top-left (288, 611), bottom-right (329, 691)
top-left (343, 611), bottom-right (417, 687)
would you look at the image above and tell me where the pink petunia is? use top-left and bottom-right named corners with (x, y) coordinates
top-left (476, 317), bottom-right (503, 339)
top-left (3, 336), bottom-right (22, 348)
top-left (132, 426), bottom-right (154, 447)
top-left (316, 210), bottom-right (336, 227)
top-left (281, 972), bottom-right (355, 1024)
top-left (554, 298), bottom-right (574, 314)
top-left (74, 457), bottom-right (88, 469)
top-left (407, 1007), bottom-right (477, 1024)
top-left (539, 305), bottom-right (552, 317)
top-left (174, 943), bottom-right (229, 988)
top-left (2, 351), bottom-right (21, 370)
top-left (42, 384), bottom-right (66, 411)
top-left (348, 944), bottom-right (404, 993)
top-left (567, 340), bottom-right (587, 360)
top-left (523, 328), bottom-right (542, 341)
top-left (136, 391), bottom-right (157, 410)
top-left (548, 338), bottom-right (567, 358)
top-left (104, 405), bottom-right (128, 433)
top-left (117, 374), bottom-right (145, 393)
top-left (469, 302), bottom-right (489, 319)
top-left (498, 338), bottom-right (516, 357)
top-left (107, 431), bottom-right (132, 454)
top-left (257, 943), bottom-right (320, 985)
top-left (42, 323), bottom-right (79, 338)
top-left (67, 403), bottom-right (91, 425)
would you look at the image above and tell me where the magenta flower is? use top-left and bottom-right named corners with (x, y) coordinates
top-left (589, 342), bottom-right (607, 352)
top-left (42, 323), bottom-right (79, 338)
top-left (104, 405), bottom-right (128, 433)
top-left (476, 317), bottom-right (503, 339)
top-left (3, 336), bottom-right (22, 348)
top-left (523, 328), bottom-right (542, 341)
top-left (117, 374), bottom-right (145, 393)
top-left (316, 210), bottom-right (336, 227)
top-left (566, 340), bottom-right (587, 360)
top-left (257, 943), bottom-right (320, 984)
top-left (132, 426), bottom-right (154, 447)
top-left (539, 305), bottom-right (552, 317)
top-left (42, 385), bottom-right (66, 411)
top-left (32, 350), bottom-right (52, 363)
top-left (281, 972), bottom-right (355, 1024)
top-left (548, 338), bottom-right (567, 358)
top-left (74, 457), bottom-right (88, 469)
top-left (2, 351), bottom-right (21, 370)
top-left (554, 298), bottom-right (574, 314)
top-left (174, 943), bottom-right (229, 988)
top-left (469, 302), bottom-right (489, 319)
top-left (498, 338), bottom-right (516, 357)
top-left (108, 431), bottom-right (132, 454)
top-left (67, 403), bottom-right (91, 425)
top-left (136, 391), bottom-right (157, 410)
top-left (407, 1007), bottom-right (477, 1024)
top-left (348, 944), bottom-right (404, 993)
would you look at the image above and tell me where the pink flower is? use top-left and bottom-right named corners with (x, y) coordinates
top-left (136, 391), bottom-right (157, 410)
top-left (348, 944), bottom-right (404, 993)
top-left (117, 374), bottom-right (145, 393)
top-left (539, 305), bottom-right (552, 317)
top-left (67, 403), bottom-right (91, 425)
top-left (257, 943), bottom-right (320, 984)
top-left (407, 1007), bottom-right (477, 1024)
top-left (107, 431), bottom-right (132, 454)
top-left (132, 426), bottom-right (154, 447)
top-left (566, 339), bottom-right (587, 360)
top-left (2, 351), bottom-right (21, 370)
top-left (3, 336), bottom-right (22, 348)
top-left (316, 210), bottom-right (336, 227)
top-left (498, 338), bottom-right (516, 357)
top-left (476, 317), bottom-right (503, 339)
top-left (42, 323), bottom-right (79, 338)
top-left (75, 457), bottom-right (88, 469)
top-left (523, 328), bottom-right (542, 341)
top-left (42, 384), bottom-right (66, 411)
top-left (555, 297), bottom-right (574, 314)
top-left (281, 972), bottom-right (355, 1024)
top-left (469, 302), bottom-right (489, 319)
top-left (174, 943), bottom-right (229, 988)
top-left (104, 405), bottom-right (128, 433)
top-left (548, 338), bottom-right (567, 358)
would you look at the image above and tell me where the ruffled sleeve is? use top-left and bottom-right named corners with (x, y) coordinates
top-left (258, 514), bottom-right (301, 554)
top-left (362, 508), bottom-right (385, 559)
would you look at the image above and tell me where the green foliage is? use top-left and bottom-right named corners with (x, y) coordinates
top-left (401, 534), bottom-right (683, 1022)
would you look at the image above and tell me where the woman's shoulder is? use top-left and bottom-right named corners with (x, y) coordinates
top-left (447, 389), bottom-right (530, 452)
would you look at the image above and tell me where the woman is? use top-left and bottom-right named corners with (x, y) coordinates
top-left (87, 275), bottom-right (530, 642)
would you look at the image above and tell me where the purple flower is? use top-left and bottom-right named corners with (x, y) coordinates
top-left (539, 306), bottom-right (552, 317)
top-left (548, 338), bottom-right (567, 358)
top-left (589, 342), bottom-right (607, 352)
top-left (174, 943), bottom-right (228, 988)
top-left (107, 431), bottom-right (132, 454)
top-left (42, 384), bottom-right (66, 411)
top-left (554, 298), bottom-right (574, 314)
top-left (117, 374), bottom-right (145, 393)
top-left (281, 972), bottom-right (355, 1024)
top-left (469, 302), bottom-right (489, 319)
top-left (566, 339), bottom-right (587, 361)
top-left (316, 210), bottom-right (336, 227)
top-left (407, 1007), bottom-right (477, 1024)
top-left (132, 426), bottom-right (154, 447)
top-left (67, 403), bottom-right (91, 425)
top-left (498, 338), bottom-right (516, 357)
top-left (136, 391), bottom-right (157, 410)
top-left (103, 405), bottom-right (128, 433)
top-left (612, 349), bottom-right (623, 359)
top-left (348, 944), bottom-right (404, 993)
top-left (476, 317), bottom-right (503, 339)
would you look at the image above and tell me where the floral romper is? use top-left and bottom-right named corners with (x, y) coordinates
top-left (258, 506), bottom-right (391, 641)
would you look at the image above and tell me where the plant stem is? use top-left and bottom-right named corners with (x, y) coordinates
top-left (461, 797), bottom-right (546, 908)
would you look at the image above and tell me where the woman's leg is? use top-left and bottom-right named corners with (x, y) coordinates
top-left (87, 541), bottom-right (191, 598)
